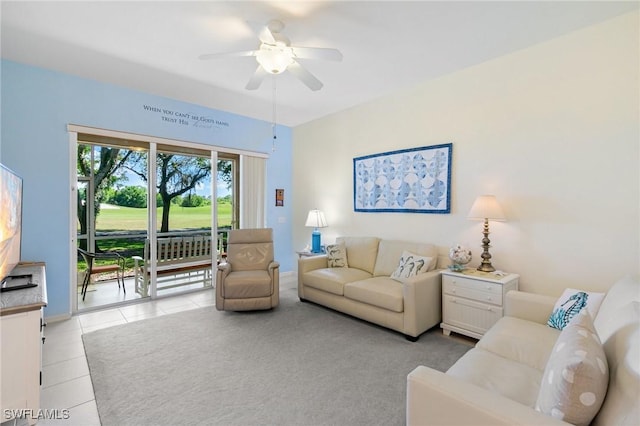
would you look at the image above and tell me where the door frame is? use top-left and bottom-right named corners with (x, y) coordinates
top-left (68, 124), bottom-right (267, 314)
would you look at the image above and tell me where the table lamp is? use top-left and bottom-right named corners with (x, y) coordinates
top-left (305, 209), bottom-right (328, 253)
top-left (467, 195), bottom-right (506, 272)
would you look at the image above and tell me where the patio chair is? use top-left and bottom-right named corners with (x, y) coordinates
top-left (216, 228), bottom-right (279, 311)
top-left (78, 247), bottom-right (126, 301)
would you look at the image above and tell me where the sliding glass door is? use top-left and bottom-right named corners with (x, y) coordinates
top-left (73, 131), bottom-right (240, 312)
top-left (76, 143), bottom-right (150, 310)
top-left (150, 150), bottom-right (214, 297)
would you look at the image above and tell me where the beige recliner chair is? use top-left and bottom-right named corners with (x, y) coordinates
top-left (216, 228), bottom-right (280, 311)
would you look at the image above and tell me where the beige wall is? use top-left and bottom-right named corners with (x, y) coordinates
top-left (292, 11), bottom-right (639, 296)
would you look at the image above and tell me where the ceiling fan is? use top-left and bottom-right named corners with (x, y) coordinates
top-left (199, 19), bottom-right (342, 91)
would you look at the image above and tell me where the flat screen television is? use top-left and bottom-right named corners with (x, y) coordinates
top-left (0, 163), bottom-right (23, 285)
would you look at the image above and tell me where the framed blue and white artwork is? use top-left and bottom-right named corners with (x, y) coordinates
top-left (353, 143), bottom-right (452, 214)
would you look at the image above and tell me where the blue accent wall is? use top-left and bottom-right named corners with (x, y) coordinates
top-left (1, 59), bottom-right (293, 318)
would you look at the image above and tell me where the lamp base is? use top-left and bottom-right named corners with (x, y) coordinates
top-left (477, 218), bottom-right (496, 272)
top-left (477, 262), bottom-right (496, 273)
top-left (311, 230), bottom-right (322, 253)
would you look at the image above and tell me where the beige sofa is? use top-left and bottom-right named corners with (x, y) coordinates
top-left (298, 236), bottom-right (447, 341)
top-left (407, 275), bottom-right (640, 425)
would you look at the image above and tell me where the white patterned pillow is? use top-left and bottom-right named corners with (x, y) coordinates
top-left (536, 309), bottom-right (609, 426)
top-left (326, 243), bottom-right (348, 268)
top-left (547, 288), bottom-right (605, 330)
top-left (390, 250), bottom-right (432, 283)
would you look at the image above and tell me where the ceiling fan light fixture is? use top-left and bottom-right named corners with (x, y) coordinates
top-left (200, 19), bottom-right (341, 91)
top-left (256, 43), bottom-right (294, 74)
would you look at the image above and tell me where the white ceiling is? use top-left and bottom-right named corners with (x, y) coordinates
top-left (1, 1), bottom-right (637, 127)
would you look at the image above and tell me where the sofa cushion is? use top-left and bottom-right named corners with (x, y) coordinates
top-left (547, 288), bottom-right (604, 330)
top-left (390, 250), bottom-right (433, 283)
top-left (592, 300), bottom-right (639, 426)
top-left (477, 316), bottom-right (560, 371)
top-left (593, 274), bottom-right (640, 337)
top-left (591, 275), bottom-right (640, 426)
top-left (373, 239), bottom-right (437, 276)
top-left (447, 347), bottom-right (543, 407)
top-left (303, 268), bottom-right (373, 296)
top-left (336, 237), bottom-right (380, 274)
top-left (326, 243), bottom-right (349, 268)
top-left (344, 277), bottom-right (404, 313)
top-left (536, 310), bottom-right (609, 426)
top-left (223, 270), bottom-right (272, 298)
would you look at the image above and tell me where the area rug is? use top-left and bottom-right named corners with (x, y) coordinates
top-left (83, 287), bottom-right (472, 426)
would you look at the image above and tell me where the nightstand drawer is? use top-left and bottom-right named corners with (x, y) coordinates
top-left (443, 295), bottom-right (503, 334)
top-left (443, 275), bottom-right (502, 293)
top-left (442, 277), bottom-right (503, 305)
top-left (443, 284), bottom-right (503, 305)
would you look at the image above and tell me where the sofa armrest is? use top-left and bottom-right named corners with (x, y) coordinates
top-left (402, 270), bottom-right (442, 337)
top-left (407, 366), bottom-right (569, 426)
top-left (505, 291), bottom-right (557, 324)
top-left (269, 261), bottom-right (280, 282)
top-left (297, 255), bottom-right (329, 297)
top-left (217, 262), bottom-right (231, 279)
top-left (298, 255), bottom-right (328, 272)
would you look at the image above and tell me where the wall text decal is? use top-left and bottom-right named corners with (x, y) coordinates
top-left (142, 105), bottom-right (230, 130)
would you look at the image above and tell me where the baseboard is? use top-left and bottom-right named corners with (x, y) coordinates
top-left (44, 312), bottom-right (73, 323)
top-left (281, 271), bottom-right (295, 279)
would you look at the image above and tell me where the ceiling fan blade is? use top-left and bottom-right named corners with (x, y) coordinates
top-left (291, 46), bottom-right (343, 62)
top-left (199, 50), bottom-right (257, 60)
top-left (287, 60), bottom-right (323, 91)
top-left (247, 20), bottom-right (276, 44)
top-left (258, 26), bottom-right (277, 44)
top-left (245, 65), bottom-right (268, 90)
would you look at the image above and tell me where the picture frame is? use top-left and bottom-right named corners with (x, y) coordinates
top-left (353, 143), bottom-right (452, 213)
top-left (275, 188), bottom-right (284, 207)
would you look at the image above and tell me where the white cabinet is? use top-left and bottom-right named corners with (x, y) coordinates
top-left (441, 269), bottom-right (518, 339)
top-left (1, 310), bottom-right (43, 422)
top-left (1, 263), bottom-right (47, 425)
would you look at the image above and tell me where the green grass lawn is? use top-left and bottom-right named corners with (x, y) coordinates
top-left (79, 202), bottom-right (232, 271)
top-left (95, 202), bottom-right (232, 231)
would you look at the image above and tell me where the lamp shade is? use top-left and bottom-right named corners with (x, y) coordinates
top-left (467, 195), bottom-right (506, 221)
top-left (305, 209), bottom-right (328, 228)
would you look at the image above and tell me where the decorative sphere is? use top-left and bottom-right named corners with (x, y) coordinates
top-left (449, 244), bottom-right (472, 269)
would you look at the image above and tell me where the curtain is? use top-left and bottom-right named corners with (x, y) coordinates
top-left (240, 155), bottom-right (266, 228)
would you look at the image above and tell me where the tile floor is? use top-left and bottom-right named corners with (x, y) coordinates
top-left (78, 273), bottom-right (213, 311)
top-left (5, 285), bottom-right (231, 426)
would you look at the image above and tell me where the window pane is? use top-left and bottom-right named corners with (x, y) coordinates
top-left (155, 152), bottom-right (212, 235)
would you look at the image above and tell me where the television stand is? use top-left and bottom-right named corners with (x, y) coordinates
top-left (1, 262), bottom-right (47, 426)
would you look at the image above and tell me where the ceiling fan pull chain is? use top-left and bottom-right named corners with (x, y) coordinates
top-left (272, 75), bottom-right (277, 152)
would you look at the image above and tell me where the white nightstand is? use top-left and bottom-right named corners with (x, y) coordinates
top-left (296, 251), bottom-right (325, 258)
top-left (440, 269), bottom-right (519, 339)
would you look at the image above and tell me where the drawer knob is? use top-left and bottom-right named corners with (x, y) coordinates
top-left (487, 296), bottom-right (492, 301)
